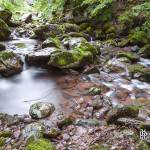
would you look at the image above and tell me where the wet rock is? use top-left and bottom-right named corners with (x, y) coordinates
top-left (0, 51), bottom-right (23, 77)
top-left (89, 87), bottom-right (101, 95)
top-left (0, 113), bottom-right (23, 126)
top-left (22, 123), bottom-right (45, 139)
top-left (75, 119), bottom-right (100, 126)
top-left (62, 36), bottom-right (87, 49)
top-left (29, 102), bottom-right (55, 119)
top-left (26, 138), bottom-right (56, 150)
top-left (57, 116), bottom-right (75, 129)
top-left (0, 9), bottom-right (12, 24)
top-left (107, 106), bottom-right (140, 124)
top-left (43, 128), bottom-right (61, 139)
top-left (0, 19), bottom-right (11, 41)
top-left (0, 43), bottom-right (5, 51)
top-left (26, 47), bottom-right (58, 66)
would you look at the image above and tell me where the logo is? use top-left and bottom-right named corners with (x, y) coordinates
top-left (140, 129), bottom-right (150, 141)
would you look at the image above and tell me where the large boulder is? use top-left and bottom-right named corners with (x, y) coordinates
top-left (0, 51), bottom-right (23, 77)
top-left (48, 42), bottom-right (98, 69)
top-left (25, 47), bottom-right (58, 66)
top-left (33, 24), bottom-right (62, 40)
top-left (0, 9), bottom-right (12, 24)
top-left (0, 19), bottom-right (11, 41)
top-left (29, 102), bottom-right (55, 119)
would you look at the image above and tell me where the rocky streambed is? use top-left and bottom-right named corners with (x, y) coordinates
top-left (0, 10), bottom-right (150, 150)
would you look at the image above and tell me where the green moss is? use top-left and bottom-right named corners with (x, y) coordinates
top-left (89, 87), bottom-right (101, 95)
top-left (0, 131), bottom-right (12, 138)
top-left (90, 144), bottom-right (108, 150)
top-left (118, 52), bottom-right (139, 62)
top-left (26, 139), bottom-right (56, 150)
top-left (0, 51), bottom-right (14, 60)
top-left (0, 137), bottom-right (5, 147)
top-left (138, 140), bottom-right (149, 150)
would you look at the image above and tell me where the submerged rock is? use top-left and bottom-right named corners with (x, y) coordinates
top-left (75, 119), bottom-right (100, 126)
top-left (26, 139), bottom-right (56, 150)
top-left (29, 102), bottom-right (55, 119)
top-left (0, 19), bottom-right (11, 41)
top-left (0, 51), bottom-right (23, 77)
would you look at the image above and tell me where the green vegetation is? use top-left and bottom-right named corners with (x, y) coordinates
top-left (26, 139), bottom-right (56, 150)
top-left (0, 0), bottom-right (31, 19)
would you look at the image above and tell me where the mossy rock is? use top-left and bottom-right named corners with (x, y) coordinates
top-left (49, 42), bottom-right (98, 69)
top-left (103, 22), bottom-right (116, 34)
top-left (0, 9), bottom-right (12, 24)
top-left (57, 116), bottom-right (75, 129)
top-left (0, 50), bottom-right (23, 77)
top-left (42, 37), bottom-right (62, 49)
top-left (117, 38), bottom-right (130, 47)
top-left (139, 44), bottom-right (150, 58)
top-left (117, 52), bottom-right (139, 62)
top-left (107, 105), bottom-right (140, 124)
top-left (26, 139), bottom-right (56, 150)
top-left (61, 23), bottom-right (80, 33)
top-left (0, 19), bottom-right (11, 41)
top-left (89, 87), bottom-right (101, 95)
top-left (128, 64), bottom-right (150, 82)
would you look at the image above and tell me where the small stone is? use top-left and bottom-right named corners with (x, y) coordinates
top-left (63, 134), bottom-right (70, 141)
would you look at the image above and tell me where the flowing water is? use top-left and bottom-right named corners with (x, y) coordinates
top-left (0, 38), bottom-right (63, 114)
